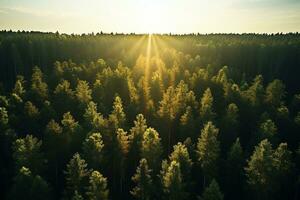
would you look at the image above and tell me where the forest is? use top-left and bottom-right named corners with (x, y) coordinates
top-left (0, 30), bottom-right (300, 200)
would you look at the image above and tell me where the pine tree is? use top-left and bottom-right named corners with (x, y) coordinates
top-left (131, 158), bottom-right (153, 200)
top-left (257, 119), bottom-right (277, 144)
top-left (76, 80), bottom-right (92, 104)
top-left (179, 106), bottom-right (196, 141)
top-left (200, 179), bottom-right (223, 200)
top-left (12, 75), bottom-right (26, 98)
top-left (225, 138), bottom-right (244, 199)
top-left (128, 114), bottom-right (148, 169)
top-left (220, 103), bottom-right (239, 150)
top-left (265, 79), bottom-right (286, 108)
top-left (30, 66), bottom-right (48, 102)
top-left (13, 135), bottom-right (45, 175)
top-left (108, 95), bottom-right (126, 130)
top-left (141, 127), bottom-right (162, 171)
top-left (83, 101), bottom-right (105, 131)
top-left (86, 170), bottom-right (109, 200)
top-left (244, 75), bottom-right (264, 107)
top-left (199, 88), bottom-right (215, 123)
top-left (64, 153), bottom-right (90, 198)
top-left (0, 106), bottom-right (9, 131)
top-left (196, 121), bottom-right (220, 185)
top-left (245, 139), bottom-right (292, 199)
top-left (162, 161), bottom-right (187, 200)
top-left (53, 79), bottom-right (76, 115)
top-left (61, 112), bottom-right (83, 154)
top-left (9, 167), bottom-right (51, 200)
top-left (82, 132), bottom-right (104, 170)
top-left (169, 142), bottom-right (193, 184)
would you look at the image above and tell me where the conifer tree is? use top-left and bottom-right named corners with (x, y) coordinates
top-left (30, 66), bottom-right (48, 103)
top-left (9, 167), bottom-right (52, 200)
top-left (82, 132), bottom-right (104, 170)
top-left (64, 153), bottom-right (90, 198)
top-left (76, 80), bottom-right (92, 104)
top-left (196, 121), bottom-right (220, 185)
top-left (199, 88), bottom-right (215, 123)
top-left (109, 95), bottom-right (126, 130)
top-left (13, 135), bottom-right (45, 175)
top-left (169, 142), bottom-right (193, 184)
top-left (141, 127), bottom-right (162, 171)
top-left (128, 114), bottom-right (148, 169)
top-left (83, 101), bottom-right (105, 131)
top-left (162, 161), bottom-right (186, 200)
top-left (86, 170), bottom-right (109, 200)
top-left (265, 79), bottom-right (286, 108)
top-left (131, 158), bottom-right (153, 200)
top-left (225, 138), bottom-right (244, 199)
top-left (200, 179), bottom-right (223, 200)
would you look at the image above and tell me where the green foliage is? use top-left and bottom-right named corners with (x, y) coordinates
top-left (131, 158), bottom-right (153, 200)
top-left (82, 132), bottom-right (104, 169)
top-left (0, 106), bottom-right (9, 130)
top-left (109, 95), bottom-right (126, 129)
top-left (245, 139), bottom-right (292, 199)
top-left (161, 161), bottom-right (187, 200)
top-left (9, 167), bottom-right (52, 200)
top-left (86, 170), bottom-right (109, 200)
top-left (76, 80), bottom-right (92, 104)
top-left (30, 66), bottom-right (48, 101)
top-left (199, 88), bottom-right (215, 123)
top-left (64, 153), bottom-right (90, 198)
top-left (200, 179), bottom-right (223, 200)
top-left (197, 121), bottom-right (220, 181)
top-left (13, 135), bottom-right (45, 174)
top-left (141, 128), bottom-right (162, 170)
top-left (1, 33), bottom-right (300, 200)
top-left (265, 79), bottom-right (286, 108)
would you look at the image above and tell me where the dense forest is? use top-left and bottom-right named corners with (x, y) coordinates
top-left (0, 31), bottom-right (300, 200)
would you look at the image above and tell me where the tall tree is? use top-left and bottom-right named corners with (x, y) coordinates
top-left (196, 121), bottom-right (220, 186)
top-left (86, 170), bottom-right (109, 200)
top-left (200, 179), bottom-right (223, 200)
top-left (199, 88), bottom-right (215, 123)
top-left (82, 132), bottom-right (104, 170)
top-left (131, 158), bottom-right (153, 200)
top-left (75, 80), bottom-right (92, 104)
top-left (161, 161), bottom-right (187, 200)
top-left (9, 166), bottom-right (52, 200)
top-left (265, 79), bottom-right (286, 108)
top-left (13, 135), bottom-right (45, 175)
top-left (141, 127), bottom-right (162, 171)
top-left (30, 66), bottom-right (48, 104)
top-left (64, 153), bottom-right (90, 199)
top-left (245, 139), bottom-right (292, 200)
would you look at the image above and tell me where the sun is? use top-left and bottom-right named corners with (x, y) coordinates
top-left (137, 4), bottom-right (168, 34)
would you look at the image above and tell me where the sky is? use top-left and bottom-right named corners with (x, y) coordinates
top-left (0, 0), bottom-right (299, 34)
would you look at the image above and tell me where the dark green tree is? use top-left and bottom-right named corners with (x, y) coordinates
top-left (131, 158), bottom-right (153, 200)
top-left (196, 121), bottom-right (220, 186)
top-left (86, 170), bottom-right (109, 200)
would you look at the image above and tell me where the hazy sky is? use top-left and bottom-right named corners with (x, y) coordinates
top-left (0, 0), bottom-right (299, 34)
